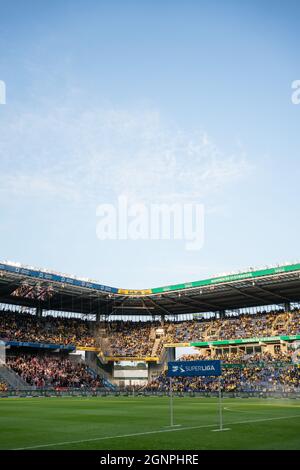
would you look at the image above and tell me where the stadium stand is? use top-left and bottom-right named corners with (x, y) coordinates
top-left (6, 354), bottom-right (104, 389)
top-left (146, 350), bottom-right (300, 393)
top-left (0, 308), bottom-right (300, 358)
top-left (0, 308), bottom-right (298, 394)
top-left (0, 309), bottom-right (97, 347)
top-left (105, 321), bottom-right (161, 357)
top-left (164, 309), bottom-right (300, 343)
top-left (99, 310), bottom-right (300, 358)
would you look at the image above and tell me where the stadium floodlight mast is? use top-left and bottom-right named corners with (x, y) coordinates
top-left (167, 359), bottom-right (230, 432)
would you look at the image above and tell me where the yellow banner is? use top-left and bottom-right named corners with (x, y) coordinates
top-left (76, 346), bottom-right (100, 351)
top-left (117, 288), bottom-right (152, 295)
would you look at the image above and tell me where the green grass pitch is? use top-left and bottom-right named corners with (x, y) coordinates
top-left (0, 396), bottom-right (300, 450)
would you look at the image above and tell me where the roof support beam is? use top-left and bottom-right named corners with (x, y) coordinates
top-left (226, 284), bottom-right (271, 305)
top-left (163, 294), bottom-right (222, 312)
top-left (252, 285), bottom-right (292, 303)
top-left (147, 297), bottom-right (172, 316)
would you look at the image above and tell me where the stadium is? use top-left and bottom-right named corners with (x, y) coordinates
top-left (1, 0), bottom-right (300, 461)
top-left (0, 260), bottom-right (300, 450)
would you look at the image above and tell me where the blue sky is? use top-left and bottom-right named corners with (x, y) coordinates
top-left (0, 0), bottom-right (299, 289)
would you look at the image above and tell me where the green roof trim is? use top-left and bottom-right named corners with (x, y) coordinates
top-left (151, 263), bottom-right (300, 294)
top-left (190, 334), bottom-right (300, 348)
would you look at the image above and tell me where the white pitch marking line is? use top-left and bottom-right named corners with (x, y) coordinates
top-left (13, 414), bottom-right (300, 450)
top-left (224, 406), bottom-right (251, 413)
top-left (223, 406), bottom-right (287, 415)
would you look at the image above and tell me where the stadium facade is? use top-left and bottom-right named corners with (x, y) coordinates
top-left (0, 260), bottom-right (300, 393)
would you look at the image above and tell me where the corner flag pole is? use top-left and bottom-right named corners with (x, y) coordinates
top-left (169, 376), bottom-right (174, 427)
top-left (212, 372), bottom-right (230, 432)
top-left (166, 371), bottom-right (180, 428)
top-left (218, 376), bottom-right (223, 431)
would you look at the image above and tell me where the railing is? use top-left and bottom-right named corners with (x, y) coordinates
top-left (0, 364), bottom-right (32, 389)
top-left (1, 388), bottom-right (300, 399)
top-left (0, 387), bottom-right (109, 398)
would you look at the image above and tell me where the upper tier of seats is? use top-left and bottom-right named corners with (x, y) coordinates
top-left (164, 310), bottom-right (300, 343)
top-left (0, 309), bottom-right (96, 347)
top-left (0, 308), bottom-right (299, 357)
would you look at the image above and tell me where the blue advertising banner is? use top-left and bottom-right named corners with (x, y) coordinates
top-left (167, 360), bottom-right (222, 377)
top-left (0, 263), bottom-right (119, 294)
top-left (3, 341), bottom-right (75, 351)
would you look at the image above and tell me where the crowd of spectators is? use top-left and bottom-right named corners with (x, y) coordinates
top-left (146, 350), bottom-right (300, 393)
top-left (1, 308), bottom-right (300, 357)
top-left (107, 321), bottom-right (159, 356)
top-left (179, 349), bottom-right (294, 364)
top-left (165, 309), bottom-right (300, 343)
top-left (0, 309), bottom-right (97, 347)
top-left (7, 354), bottom-right (104, 389)
top-left (103, 310), bottom-right (300, 357)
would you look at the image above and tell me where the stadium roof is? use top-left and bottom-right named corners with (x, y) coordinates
top-left (1, 261), bottom-right (300, 316)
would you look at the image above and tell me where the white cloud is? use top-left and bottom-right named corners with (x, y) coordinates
top-left (0, 105), bottom-right (252, 207)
